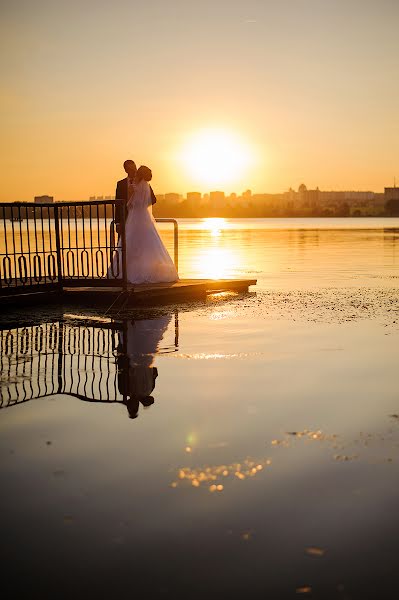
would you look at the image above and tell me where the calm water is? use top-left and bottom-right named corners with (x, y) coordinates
top-left (2, 217), bottom-right (399, 287)
top-left (1, 218), bottom-right (399, 599)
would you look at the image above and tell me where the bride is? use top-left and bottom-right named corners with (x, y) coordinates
top-left (109, 166), bottom-right (178, 284)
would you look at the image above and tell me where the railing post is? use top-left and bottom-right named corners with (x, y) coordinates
top-left (54, 205), bottom-right (63, 290)
top-left (120, 202), bottom-right (128, 292)
top-left (174, 220), bottom-right (179, 273)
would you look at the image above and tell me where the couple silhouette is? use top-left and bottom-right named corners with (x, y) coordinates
top-left (110, 159), bottom-right (178, 284)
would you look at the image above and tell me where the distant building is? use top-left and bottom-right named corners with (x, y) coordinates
top-left (34, 195), bottom-right (53, 204)
top-left (385, 187), bottom-right (399, 201)
top-left (385, 187), bottom-right (399, 215)
top-left (186, 192), bottom-right (201, 209)
top-left (343, 191), bottom-right (374, 201)
top-left (210, 191), bottom-right (225, 209)
top-left (252, 193), bottom-right (280, 209)
top-left (187, 192), bottom-right (201, 201)
top-left (297, 184), bottom-right (320, 209)
top-left (164, 193), bottom-right (181, 205)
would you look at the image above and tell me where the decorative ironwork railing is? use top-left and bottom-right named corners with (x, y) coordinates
top-left (0, 201), bottom-right (178, 295)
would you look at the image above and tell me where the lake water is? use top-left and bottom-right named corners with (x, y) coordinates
top-left (1, 218), bottom-right (399, 599)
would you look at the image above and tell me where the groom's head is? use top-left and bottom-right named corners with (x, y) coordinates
top-left (123, 160), bottom-right (137, 178)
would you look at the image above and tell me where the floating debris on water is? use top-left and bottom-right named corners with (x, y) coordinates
top-left (63, 515), bottom-right (73, 523)
top-left (53, 469), bottom-right (66, 477)
top-left (306, 547), bottom-right (325, 557)
top-left (296, 586), bottom-right (312, 594)
top-left (272, 430), bottom-right (338, 447)
top-left (334, 454), bottom-right (358, 462)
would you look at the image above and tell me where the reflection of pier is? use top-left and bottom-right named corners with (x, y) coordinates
top-left (0, 313), bottom-right (178, 417)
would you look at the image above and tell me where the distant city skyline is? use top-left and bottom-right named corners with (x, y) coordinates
top-left (3, 179), bottom-right (397, 205)
top-left (4, 183), bottom-right (398, 219)
top-left (86, 181), bottom-right (396, 203)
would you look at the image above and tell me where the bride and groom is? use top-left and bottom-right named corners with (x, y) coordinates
top-left (110, 159), bottom-right (178, 284)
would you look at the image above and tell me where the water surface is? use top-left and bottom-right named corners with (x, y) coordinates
top-left (1, 219), bottom-right (398, 599)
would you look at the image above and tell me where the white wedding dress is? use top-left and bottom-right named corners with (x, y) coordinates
top-left (109, 180), bottom-right (178, 284)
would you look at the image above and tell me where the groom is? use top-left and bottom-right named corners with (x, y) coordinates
top-left (114, 159), bottom-right (157, 233)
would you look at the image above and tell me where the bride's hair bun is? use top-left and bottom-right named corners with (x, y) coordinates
top-left (137, 165), bottom-right (152, 182)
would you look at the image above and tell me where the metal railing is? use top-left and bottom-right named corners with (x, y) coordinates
top-left (156, 218), bottom-right (179, 273)
top-left (0, 201), bottom-right (179, 295)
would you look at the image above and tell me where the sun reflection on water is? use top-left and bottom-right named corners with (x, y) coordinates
top-left (191, 246), bottom-right (239, 279)
top-left (202, 218), bottom-right (229, 237)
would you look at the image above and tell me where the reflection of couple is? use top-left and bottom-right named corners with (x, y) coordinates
top-left (117, 314), bottom-right (172, 419)
top-left (110, 160), bottom-right (178, 284)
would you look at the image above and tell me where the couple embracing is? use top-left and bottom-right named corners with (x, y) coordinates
top-left (110, 159), bottom-right (178, 284)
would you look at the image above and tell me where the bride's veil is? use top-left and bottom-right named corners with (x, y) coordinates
top-left (130, 180), bottom-right (152, 213)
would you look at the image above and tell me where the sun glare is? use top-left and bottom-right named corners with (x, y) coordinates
top-left (202, 218), bottom-right (228, 237)
top-left (192, 246), bottom-right (238, 279)
top-left (181, 129), bottom-right (253, 187)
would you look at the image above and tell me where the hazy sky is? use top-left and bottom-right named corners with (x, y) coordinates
top-left (1, 0), bottom-right (398, 201)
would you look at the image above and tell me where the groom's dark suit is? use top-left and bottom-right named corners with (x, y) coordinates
top-left (114, 178), bottom-right (157, 224)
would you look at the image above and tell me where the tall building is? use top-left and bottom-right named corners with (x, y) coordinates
top-left (385, 187), bottom-right (399, 201)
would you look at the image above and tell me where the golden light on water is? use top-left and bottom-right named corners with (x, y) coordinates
top-left (180, 129), bottom-right (254, 187)
top-left (193, 247), bottom-right (238, 279)
top-left (202, 218), bottom-right (227, 237)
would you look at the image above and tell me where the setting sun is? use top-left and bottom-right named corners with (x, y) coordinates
top-left (180, 129), bottom-right (254, 188)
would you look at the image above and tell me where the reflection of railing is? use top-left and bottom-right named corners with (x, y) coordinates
top-left (0, 314), bottom-right (178, 409)
top-left (61, 322), bottom-right (121, 403)
top-left (0, 322), bottom-right (61, 406)
top-left (0, 202), bottom-right (180, 296)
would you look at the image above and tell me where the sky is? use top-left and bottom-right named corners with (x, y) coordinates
top-left (1, 0), bottom-right (398, 201)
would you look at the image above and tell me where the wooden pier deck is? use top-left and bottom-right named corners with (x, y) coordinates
top-left (64, 278), bottom-right (257, 306)
top-left (0, 279), bottom-right (257, 308)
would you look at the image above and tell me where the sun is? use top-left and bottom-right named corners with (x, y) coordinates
top-left (180, 129), bottom-right (253, 188)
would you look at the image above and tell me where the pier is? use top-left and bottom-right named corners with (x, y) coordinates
top-left (0, 200), bottom-right (256, 307)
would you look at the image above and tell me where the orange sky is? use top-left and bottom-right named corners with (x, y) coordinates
top-left (1, 0), bottom-right (398, 201)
